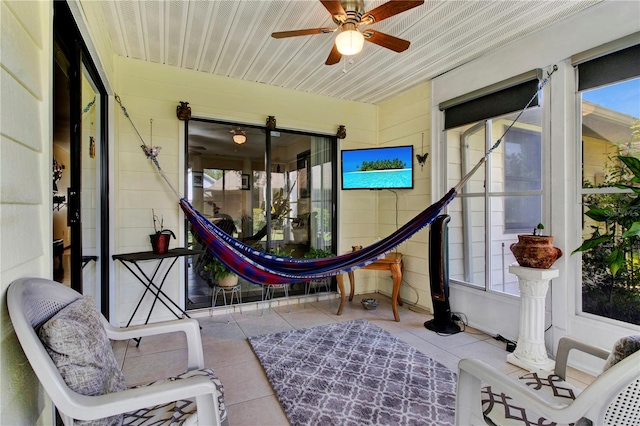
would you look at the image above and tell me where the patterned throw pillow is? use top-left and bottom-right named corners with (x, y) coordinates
top-left (603, 335), bottom-right (640, 371)
top-left (38, 296), bottom-right (126, 426)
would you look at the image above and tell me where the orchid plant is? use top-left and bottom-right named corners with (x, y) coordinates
top-left (152, 209), bottom-right (163, 233)
top-left (152, 209), bottom-right (175, 238)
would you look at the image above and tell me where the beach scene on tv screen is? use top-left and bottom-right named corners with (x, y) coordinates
top-left (342, 146), bottom-right (413, 189)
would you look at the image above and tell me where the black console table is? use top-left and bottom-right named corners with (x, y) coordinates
top-left (113, 248), bottom-right (202, 343)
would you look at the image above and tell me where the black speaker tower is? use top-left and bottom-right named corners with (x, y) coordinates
top-left (424, 214), bottom-right (461, 335)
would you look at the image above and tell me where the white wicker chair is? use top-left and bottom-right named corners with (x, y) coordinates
top-left (455, 336), bottom-right (640, 425)
top-left (7, 277), bottom-right (226, 426)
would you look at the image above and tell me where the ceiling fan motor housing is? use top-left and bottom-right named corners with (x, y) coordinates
top-left (332, 0), bottom-right (365, 24)
top-left (332, 0), bottom-right (364, 26)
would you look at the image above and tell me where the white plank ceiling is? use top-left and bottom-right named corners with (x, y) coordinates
top-left (98, 0), bottom-right (601, 104)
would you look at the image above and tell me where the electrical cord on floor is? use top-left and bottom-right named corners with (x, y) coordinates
top-left (401, 277), bottom-right (421, 307)
top-left (450, 311), bottom-right (467, 333)
top-left (446, 311), bottom-right (518, 351)
top-left (495, 334), bottom-right (517, 352)
top-left (428, 311), bottom-right (469, 337)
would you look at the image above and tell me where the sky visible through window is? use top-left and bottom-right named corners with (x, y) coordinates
top-left (582, 78), bottom-right (640, 119)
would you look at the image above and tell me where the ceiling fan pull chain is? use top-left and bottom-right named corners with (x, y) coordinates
top-left (342, 56), bottom-right (356, 73)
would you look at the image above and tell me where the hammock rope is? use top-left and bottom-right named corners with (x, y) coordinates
top-left (115, 65), bottom-right (556, 284)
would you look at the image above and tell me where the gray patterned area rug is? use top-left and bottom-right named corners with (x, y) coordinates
top-left (248, 319), bottom-right (456, 425)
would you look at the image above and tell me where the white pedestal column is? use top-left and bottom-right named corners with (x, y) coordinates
top-left (507, 264), bottom-right (559, 371)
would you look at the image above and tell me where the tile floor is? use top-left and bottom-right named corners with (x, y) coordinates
top-left (112, 292), bottom-right (596, 426)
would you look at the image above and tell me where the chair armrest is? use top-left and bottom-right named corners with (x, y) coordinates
top-left (554, 337), bottom-right (609, 380)
top-left (59, 375), bottom-right (221, 426)
top-left (456, 358), bottom-right (596, 425)
top-left (103, 317), bottom-right (205, 370)
top-left (578, 351), bottom-right (640, 422)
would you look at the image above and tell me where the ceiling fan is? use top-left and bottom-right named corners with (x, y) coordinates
top-left (271, 0), bottom-right (424, 65)
top-left (230, 129), bottom-right (247, 144)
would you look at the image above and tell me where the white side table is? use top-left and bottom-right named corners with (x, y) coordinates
top-left (507, 264), bottom-right (559, 371)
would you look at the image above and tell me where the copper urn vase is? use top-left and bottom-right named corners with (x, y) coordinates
top-left (510, 235), bottom-right (562, 269)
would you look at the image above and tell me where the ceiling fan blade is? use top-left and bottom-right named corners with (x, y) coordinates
top-left (320, 0), bottom-right (346, 17)
top-left (363, 30), bottom-right (410, 52)
top-left (272, 28), bottom-right (335, 38)
top-left (362, 1), bottom-right (424, 24)
top-left (325, 44), bottom-right (342, 65)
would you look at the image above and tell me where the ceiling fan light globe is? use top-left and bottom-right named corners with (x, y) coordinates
top-left (335, 30), bottom-right (364, 55)
top-left (233, 134), bottom-right (247, 144)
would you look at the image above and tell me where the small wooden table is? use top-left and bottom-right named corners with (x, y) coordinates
top-left (336, 252), bottom-right (404, 321)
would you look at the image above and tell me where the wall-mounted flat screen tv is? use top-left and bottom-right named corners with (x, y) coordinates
top-left (341, 145), bottom-right (414, 190)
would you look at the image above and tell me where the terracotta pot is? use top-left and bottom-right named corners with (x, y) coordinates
top-left (510, 235), bottom-right (563, 269)
top-left (217, 274), bottom-right (238, 288)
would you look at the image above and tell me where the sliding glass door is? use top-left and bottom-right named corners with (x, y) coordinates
top-left (185, 119), bottom-right (337, 310)
top-left (53, 1), bottom-right (109, 316)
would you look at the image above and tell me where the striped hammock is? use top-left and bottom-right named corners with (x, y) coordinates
top-left (180, 188), bottom-right (457, 285)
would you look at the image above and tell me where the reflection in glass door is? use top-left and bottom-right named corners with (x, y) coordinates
top-left (268, 137), bottom-right (334, 251)
top-left (80, 64), bottom-right (101, 303)
top-left (53, 1), bottom-right (109, 316)
top-left (51, 49), bottom-right (101, 303)
top-left (185, 120), bottom-right (336, 310)
top-left (52, 41), bottom-right (72, 286)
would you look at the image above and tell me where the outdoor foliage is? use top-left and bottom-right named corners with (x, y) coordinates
top-left (575, 154), bottom-right (640, 325)
top-left (303, 247), bottom-right (334, 259)
top-left (357, 158), bottom-right (406, 171)
top-left (269, 245), bottom-right (295, 257)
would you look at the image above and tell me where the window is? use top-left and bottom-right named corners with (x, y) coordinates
top-left (574, 40), bottom-right (640, 325)
top-left (445, 110), bottom-right (542, 295)
top-left (504, 128), bottom-right (542, 234)
top-left (440, 70), bottom-right (544, 296)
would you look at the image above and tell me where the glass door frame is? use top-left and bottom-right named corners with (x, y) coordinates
top-left (184, 118), bottom-right (338, 309)
top-left (53, 1), bottom-right (110, 317)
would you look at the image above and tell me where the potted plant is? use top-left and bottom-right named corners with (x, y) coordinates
top-left (149, 210), bottom-right (175, 254)
top-left (303, 246), bottom-right (334, 259)
top-left (510, 223), bottom-right (563, 269)
top-left (204, 257), bottom-right (238, 288)
top-left (303, 246), bottom-right (334, 301)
